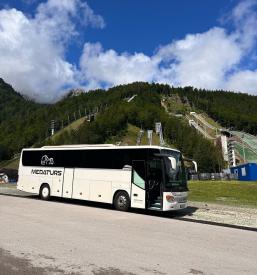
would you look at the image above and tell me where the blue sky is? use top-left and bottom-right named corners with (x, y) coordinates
top-left (85, 1), bottom-right (234, 53)
top-left (3, 0), bottom-right (236, 62)
top-left (0, 0), bottom-right (257, 102)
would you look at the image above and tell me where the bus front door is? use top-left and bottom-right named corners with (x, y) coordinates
top-left (131, 161), bottom-right (146, 209)
top-left (147, 159), bottom-right (163, 210)
top-left (62, 168), bottom-right (74, 198)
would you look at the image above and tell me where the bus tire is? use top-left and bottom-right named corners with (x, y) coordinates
top-left (114, 191), bottom-right (130, 211)
top-left (39, 184), bottom-right (51, 200)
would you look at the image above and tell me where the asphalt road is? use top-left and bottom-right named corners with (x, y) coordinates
top-left (0, 195), bottom-right (257, 275)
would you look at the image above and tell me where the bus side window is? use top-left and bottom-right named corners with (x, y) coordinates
top-left (132, 161), bottom-right (146, 190)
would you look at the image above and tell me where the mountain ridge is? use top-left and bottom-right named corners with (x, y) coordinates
top-left (1, 78), bottom-right (257, 172)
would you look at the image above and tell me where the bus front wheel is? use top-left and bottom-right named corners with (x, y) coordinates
top-left (114, 191), bottom-right (130, 211)
top-left (40, 184), bottom-right (50, 200)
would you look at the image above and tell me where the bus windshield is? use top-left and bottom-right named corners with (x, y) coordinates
top-left (161, 150), bottom-right (188, 192)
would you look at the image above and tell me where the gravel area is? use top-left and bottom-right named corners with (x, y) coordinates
top-left (186, 201), bottom-right (257, 228)
top-left (1, 185), bottom-right (257, 229)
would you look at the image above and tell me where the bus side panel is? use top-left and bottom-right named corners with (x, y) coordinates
top-left (17, 166), bottom-right (64, 197)
top-left (51, 168), bottom-right (64, 197)
top-left (72, 169), bottom-right (112, 203)
top-left (72, 168), bottom-right (131, 204)
top-left (90, 179), bottom-right (112, 203)
top-left (62, 168), bottom-right (74, 198)
top-left (110, 170), bottom-right (131, 200)
top-left (72, 169), bottom-right (90, 200)
top-left (17, 166), bottom-right (42, 194)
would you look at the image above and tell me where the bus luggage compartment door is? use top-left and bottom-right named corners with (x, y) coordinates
top-left (62, 168), bottom-right (74, 198)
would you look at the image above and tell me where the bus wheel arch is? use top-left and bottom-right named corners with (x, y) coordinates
top-left (39, 183), bottom-right (51, 200)
top-left (113, 190), bottom-right (130, 211)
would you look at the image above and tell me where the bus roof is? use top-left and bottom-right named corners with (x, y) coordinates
top-left (22, 144), bottom-right (180, 153)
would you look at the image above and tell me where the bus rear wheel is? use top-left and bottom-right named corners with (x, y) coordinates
top-left (40, 184), bottom-right (50, 200)
top-left (114, 191), bottom-right (130, 211)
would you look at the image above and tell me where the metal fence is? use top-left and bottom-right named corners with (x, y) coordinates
top-left (190, 173), bottom-right (238, 181)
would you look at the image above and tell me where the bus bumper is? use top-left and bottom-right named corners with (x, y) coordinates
top-left (162, 192), bottom-right (188, 211)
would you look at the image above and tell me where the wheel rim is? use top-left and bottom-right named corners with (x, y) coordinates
top-left (117, 195), bottom-right (127, 209)
top-left (42, 187), bottom-right (49, 198)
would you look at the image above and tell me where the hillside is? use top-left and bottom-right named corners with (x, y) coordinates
top-left (0, 78), bottom-right (35, 122)
top-left (107, 124), bottom-right (161, 146)
top-left (3, 79), bottom-right (257, 172)
top-left (49, 117), bottom-right (87, 143)
top-left (173, 87), bottom-right (257, 134)
top-left (162, 88), bottom-right (257, 164)
top-left (35, 86), bottom-right (223, 172)
top-left (0, 78), bottom-right (43, 160)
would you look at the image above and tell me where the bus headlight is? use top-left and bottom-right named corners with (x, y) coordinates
top-left (166, 194), bottom-right (175, 202)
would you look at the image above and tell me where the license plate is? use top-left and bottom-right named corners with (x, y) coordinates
top-left (180, 204), bottom-right (186, 208)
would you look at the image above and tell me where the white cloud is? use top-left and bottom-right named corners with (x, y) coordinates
top-left (155, 27), bottom-right (242, 89)
top-left (0, 0), bottom-right (104, 102)
top-left (226, 70), bottom-right (257, 93)
top-left (79, 26), bottom-right (243, 91)
top-left (79, 42), bottom-right (159, 88)
top-left (231, 0), bottom-right (257, 51)
top-left (78, 27), bottom-right (244, 92)
top-left (79, 0), bottom-right (257, 95)
top-left (1, 0), bottom-right (257, 102)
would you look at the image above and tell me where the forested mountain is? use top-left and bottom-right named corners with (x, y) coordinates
top-left (1, 79), bottom-right (257, 172)
top-left (0, 79), bottom-right (41, 160)
top-left (172, 87), bottom-right (257, 134)
top-left (0, 78), bottom-right (40, 123)
top-left (44, 88), bottom-right (223, 172)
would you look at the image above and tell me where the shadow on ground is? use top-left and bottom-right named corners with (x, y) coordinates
top-left (0, 186), bottom-right (198, 219)
top-left (2, 189), bottom-right (256, 231)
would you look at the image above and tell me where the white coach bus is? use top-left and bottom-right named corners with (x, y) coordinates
top-left (17, 145), bottom-right (188, 211)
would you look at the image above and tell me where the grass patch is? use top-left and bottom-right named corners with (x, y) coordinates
top-left (116, 124), bottom-right (161, 146)
top-left (120, 124), bottom-right (140, 145)
top-left (0, 183), bottom-right (17, 189)
top-left (51, 117), bottom-right (86, 142)
top-left (188, 180), bottom-right (257, 208)
top-left (0, 157), bottom-right (20, 170)
top-left (162, 95), bottom-right (191, 115)
top-left (141, 129), bottom-right (160, 146)
top-left (200, 113), bottom-right (221, 129)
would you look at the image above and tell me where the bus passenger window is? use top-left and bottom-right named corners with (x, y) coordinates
top-left (133, 170), bottom-right (145, 189)
top-left (132, 161), bottom-right (146, 190)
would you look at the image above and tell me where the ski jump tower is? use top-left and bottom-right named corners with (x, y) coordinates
top-left (155, 122), bottom-right (165, 146)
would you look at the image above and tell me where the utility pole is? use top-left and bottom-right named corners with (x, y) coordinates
top-left (155, 122), bottom-right (164, 146)
top-left (147, 130), bottom-right (153, 146)
top-left (50, 120), bottom-right (55, 136)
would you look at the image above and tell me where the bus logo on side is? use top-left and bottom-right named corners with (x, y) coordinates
top-left (41, 155), bottom-right (54, 166)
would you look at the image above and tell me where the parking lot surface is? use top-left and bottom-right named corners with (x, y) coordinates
top-left (0, 194), bottom-right (257, 275)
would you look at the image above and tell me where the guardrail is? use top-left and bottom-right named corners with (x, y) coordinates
top-left (190, 173), bottom-right (238, 181)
